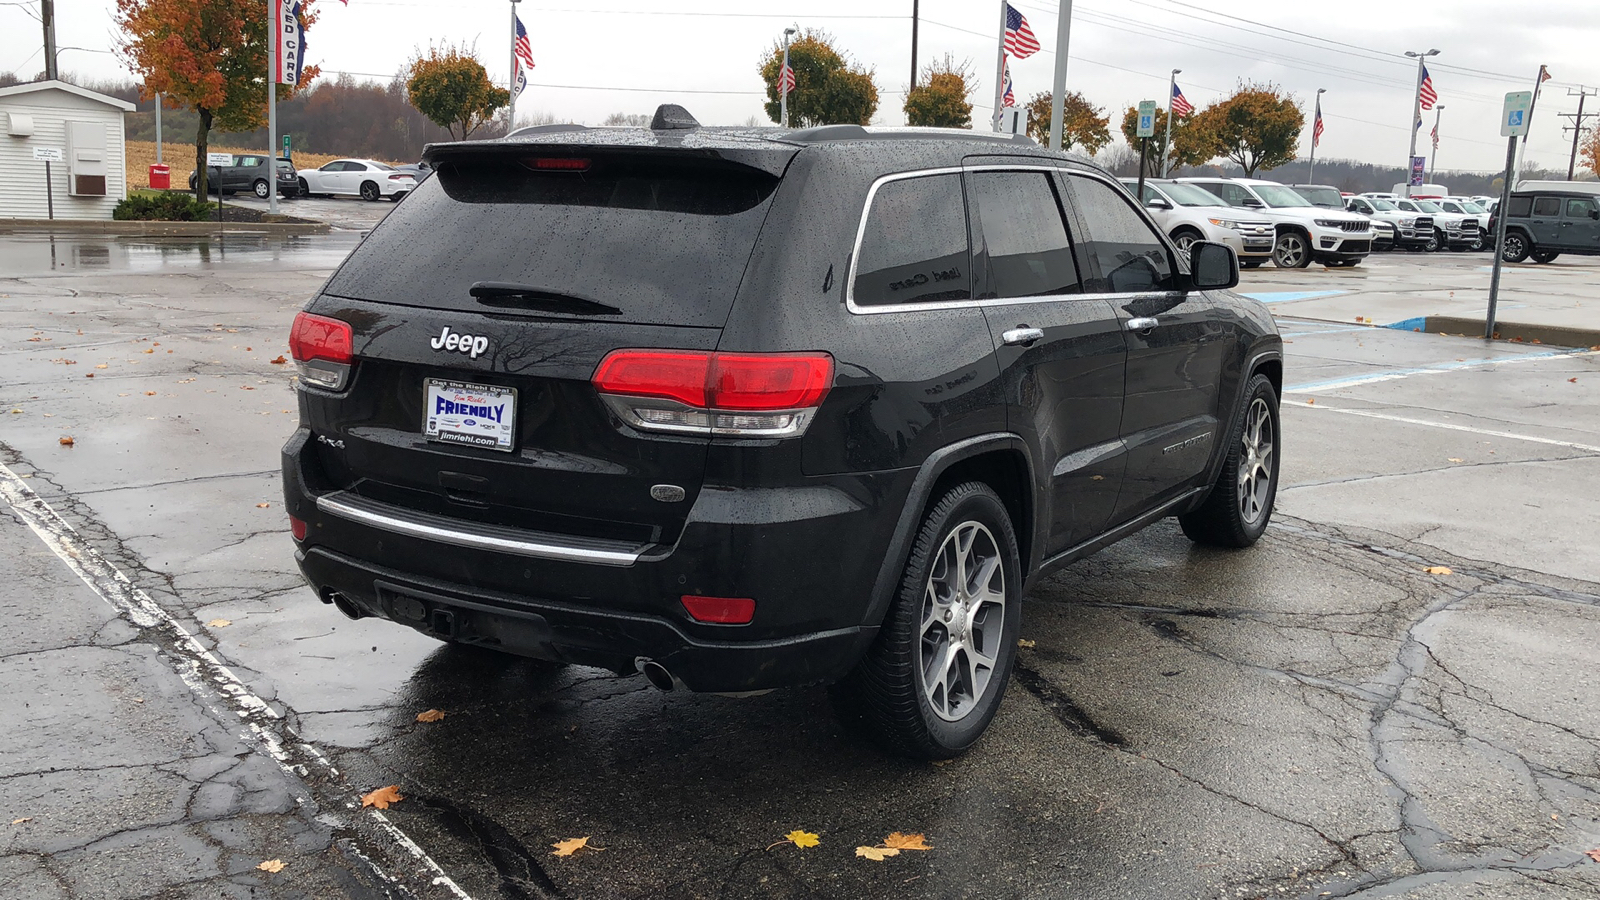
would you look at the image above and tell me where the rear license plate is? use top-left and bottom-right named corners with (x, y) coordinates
top-left (424, 379), bottom-right (516, 452)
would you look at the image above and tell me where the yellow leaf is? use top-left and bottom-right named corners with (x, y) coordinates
top-left (883, 832), bottom-right (931, 851)
top-left (551, 836), bottom-right (603, 857)
top-left (256, 859), bottom-right (286, 873)
top-left (416, 709), bottom-right (446, 723)
top-left (207, 619), bottom-right (231, 628)
top-left (785, 830), bottom-right (820, 848)
top-left (855, 845), bottom-right (900, 861)
top-left (1424, 566), bottom-right (1453, 576)
top-left (12, 817), bottom-right (32, 825)
top-left (256, 502), bottom-right (271, 508)
top-left (1017, 639), bottom-right (1036, 649)
top-left (1447, 458), bottom-right (1464, 463)
top-left (360, 785), bottom-right (403, 809)
top-left (58, 436), bottom-right (74, 446)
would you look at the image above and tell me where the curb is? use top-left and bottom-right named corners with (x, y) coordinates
top-left (1387, 316), bottom-right (1600, 349)
top-left (0, 219), bottom-right (330, 235)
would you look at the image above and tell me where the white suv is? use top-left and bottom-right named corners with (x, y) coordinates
top-left (1180, 177), bottom-right (1374, 268)
top-left (1345, 195), bottom-right (1433, 251)
top-left (1439, 198), bottom-right (1491, 251)
top-left (1120, 178), bottom-right (1275, 268)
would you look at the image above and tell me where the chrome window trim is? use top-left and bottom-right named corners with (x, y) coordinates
top-left (845, 164), bottom-right (1186, 316)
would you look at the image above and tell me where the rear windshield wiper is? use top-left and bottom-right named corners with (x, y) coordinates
top-left (469, 282), bottom-right (621, 316)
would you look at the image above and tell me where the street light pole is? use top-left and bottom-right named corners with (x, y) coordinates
top-left (1308, 88), bottom-right (1325, 183)
top-left (1430, 104), bottom-right (1445, 182)
top-left (910, 0), bottom-right (919, 91)
top-left (1047, 0), bottom-right (1075, 150)
top-left (1160, 68), bottom-right (1179, 178)
top-left (1403, 49), bottom-right (1439, 197)
top-left (781, 27), bottom-right (796, 128)
top-left (41, 0), bottom-right (56, 80)
top-left (267, 0), bottom-right (278, 214)
top-left (508, 0), bottom-right (520, 133)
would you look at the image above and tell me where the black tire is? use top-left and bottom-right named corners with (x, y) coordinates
top-left (1170, 227), bottom-right (1205, 254)
top-left (1532, 250), bottom-right (1560, 264)
top-left (1501, 231), bottom-right (1532, 263)
top-left (297, 177), bottom-right (310, 197)
top-left (831, 482), bottom-right (1021, 759)
top-left (1470, 236), bottom-right (1485, 252)
top-left (1179, 374), bottom-right (1280, 549)
top-left (252, 179), bottom-right (270, 199)
top-left (360, 181), bottom-right (381, 201)
top-left (1425, 229), bottom-right (1444, 252)
top-left (389, 191), bottom-right (406, 203)
top-left (1273, 231), bottom-right (1312, 268)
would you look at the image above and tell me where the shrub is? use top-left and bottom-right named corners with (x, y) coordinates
top-left (113, 192), bottom-right (218, 221)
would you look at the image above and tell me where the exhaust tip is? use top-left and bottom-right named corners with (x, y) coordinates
top-left (329, 592), bottom-right (363, 620)
top-left (636, 658), bottom-right (676, 692)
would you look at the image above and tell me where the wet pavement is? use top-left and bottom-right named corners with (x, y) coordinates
top-left (1, 238), bottom-right (1598, 899)
top-left (232, 193), bottom-right (400, 232)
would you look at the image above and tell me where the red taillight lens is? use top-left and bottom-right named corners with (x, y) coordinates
top-left (681, 595), bottom-right (755, 625)
top-left (709, 353), bottom-right (833, 410)
top-left (527, 157), bottom-right (591, 171)
top-left (289, 312), bottom-right (352, 364)
top-left (593, 350), bottom-right (711, 407)
top-left (289, 515), bottom-right (307, 542)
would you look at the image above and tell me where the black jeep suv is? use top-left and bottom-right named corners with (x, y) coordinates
top-left (283, 107), bottom-right (1283, 758)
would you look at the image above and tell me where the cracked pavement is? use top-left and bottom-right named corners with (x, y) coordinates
top-left (1, 235), bottom-right (1598, 898)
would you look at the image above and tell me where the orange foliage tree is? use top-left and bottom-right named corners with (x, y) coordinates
top-left (115, 0), bottom-right (321, 198)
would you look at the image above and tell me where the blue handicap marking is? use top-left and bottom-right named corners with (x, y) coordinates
top-left (1508, 110), bottom-right (1524, 126)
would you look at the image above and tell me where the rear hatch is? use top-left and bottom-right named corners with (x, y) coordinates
top-left (308, 140), bottom-right (795, 547)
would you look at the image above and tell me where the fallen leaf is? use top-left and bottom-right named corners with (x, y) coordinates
top-left (1425, 566), bottom-right (1453, 576)
top-left (11, 817), bottom-right (32, 825)
top-left (1587, 848), bottom-right (1600, 863)
top-left (270, 355), bottom-right (288, 365)
top-left (1571, 378), bottom-right (1579, 384)
top-left (855, 845), bottom-right (900, 861)
top-left (227, 328), bottom-right (239, 333)
top-left (144, 391), bottom-right (157, 396)
top-left (1447, 458), bottom-right (1464, 463)
top-left (256, 859), bottom-right (286, 873)
top-left (84, 373), bottom-right (94, 378)
top-left (207, 619), bottom-right (231, 628)
top-left (1017, 639), bottom-right (1036, 649)
top-left (9, 409), bottom-right (20, 414)
top-left (360, 785), bottom-right (403, 809)
top-left (1306, 398), bottom-right (1315, 405)
top-left (416, 709), bottom-right (446, 723)
top-left (143, 347), bottom-right (154, 354)
top-left (883, 832), bottom-right (932, 851)
top-left (58, 436), bottom-right (74, 447)
top-left (551, 836), bottom-right (603, 857)
top-left (240, 385), bottom-right (255, 391)
top-left (256, 502), bottom-right (271, 508)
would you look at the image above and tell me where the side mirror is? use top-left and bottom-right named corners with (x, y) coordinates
top-left (1590, 209), bottom-right (1598, 220)
top-left (1145, 197), bottom-right (1172, 210)
top-left (1189, 241), bottom-right (1239, 291)
top-left (1241, 197), bottom-right (1264, 209)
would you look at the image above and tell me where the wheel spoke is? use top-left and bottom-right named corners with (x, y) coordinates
top-left (916, 519), bottom-right (1007, 723)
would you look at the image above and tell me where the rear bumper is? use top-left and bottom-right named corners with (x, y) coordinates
top-left (280, 428), bottom-right (905, 692)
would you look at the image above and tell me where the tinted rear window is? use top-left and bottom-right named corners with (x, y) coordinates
top-left (323, 154), bottom-right (781, 327)
top-left (851, 174), bottom-right (972, 307)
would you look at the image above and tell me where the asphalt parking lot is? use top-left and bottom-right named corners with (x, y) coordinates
top-left (1, 235), bottom-right (1597, 899)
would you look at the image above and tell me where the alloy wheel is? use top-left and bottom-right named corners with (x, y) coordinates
top-left (1173, 232), bottom-right (1200, 253)
top-left (918, 521), bottom-right (1006, 723)
top-left (1237, 397), bottom-right (1275, 525)
top-left (1274, 234), bottom-right (1307, 268)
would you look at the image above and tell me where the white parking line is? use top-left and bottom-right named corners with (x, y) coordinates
top-left (1288, 404), bottom-right (1600, 455)
top-left (1284, 347), bottom-right (1597, 393)
top-left (0, 462), bottom-right (474, 900)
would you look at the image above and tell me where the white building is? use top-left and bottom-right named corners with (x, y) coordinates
top-left (0, 81), bottom-right (135, 221)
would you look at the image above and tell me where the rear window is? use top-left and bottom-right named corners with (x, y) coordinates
top-left (851, 174), bottom-right (972, 307)
top-left (322, 154), bottom-right (781, 327)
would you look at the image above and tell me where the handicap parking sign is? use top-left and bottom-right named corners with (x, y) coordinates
top-left (1501, 91), bottom-right (1533, 137)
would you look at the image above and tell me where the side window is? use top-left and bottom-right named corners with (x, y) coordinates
top-left (967, 171), bottom-right (1081, 299)
top-left (239, 157), bottom-right (261, 168)
top-left (1565, 198), bottom-right (1596, 218)
top-left (320, 161), bottom-right (343, 172)
top-left (852, 174), bottom-right (971, 307)
top-left (1068, 174), bottom-right (1176, 294)
top-left (1351, 200), bottom-right (1371, 213)
top-left (1506, 196), bottom-right (1532, 218)
top-left (1532, 197), bottom-right (1561, 217)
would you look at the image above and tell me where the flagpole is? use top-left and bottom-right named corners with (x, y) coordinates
top-left (508, 0), bottom-right (519, 133)
top-left (267, 0), bottom-right (278, 215)
top-left (1308, 88), bottom-right (1324, 183)
top-left (1161, 69), bottom-right (1178, 177)
top-left (992, 0), bottom-right (1007, 132)
top-left (780, 28), bottom-right (793, 128)
top-left (1513, 64), bottom-right (1548, 188)
top-left (1402, 49), bottom-right (1438, 198)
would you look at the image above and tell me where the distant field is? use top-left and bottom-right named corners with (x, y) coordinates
top-left (126, 141), bottom-right (361, 189)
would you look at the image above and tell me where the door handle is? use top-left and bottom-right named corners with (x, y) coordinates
top-left (1126, 317), bottom-right (1159, 332)
top-left (1001, 326), bottom-right (1044, 346)
top-left (1560, 222), bottom-right (1573, 227)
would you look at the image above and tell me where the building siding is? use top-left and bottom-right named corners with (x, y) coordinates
top-left (0, 91), bottom-right (128, 221)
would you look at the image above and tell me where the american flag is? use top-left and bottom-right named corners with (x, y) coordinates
top-left (1003, 4), bottom-right (1041, 59)
top-left (1418, 65), bottom-right (1437, 111)
top-left (778, 64), bottom-right (795, 96)
top-left (1431, 123), bottom-right (1439, 150)
top-left (514, 15), bottom-right (536, 72)
top-left (513, 63), bottom-right (527, 102)
top-left (1001, 57), bottom-right (1015, 107)
top-left (1170, 82), bottom-right (1193, 118)
top-left (1313, 101), bottom-right (1323, 148)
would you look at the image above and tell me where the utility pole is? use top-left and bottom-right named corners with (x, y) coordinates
top-left (41, 0), bottom-right (56, 80)
top-left (1160, 69), bottom-right (1179, 178)
top-left (1561, 86), bottom-right (1598, 180)
top-left (910, 0), bottom-right (919, 91)
top-left (1403, 49), bottom-right (1439, 197)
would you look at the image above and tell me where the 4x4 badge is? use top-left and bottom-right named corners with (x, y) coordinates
top-left (430, 326), bottom-right (489, 360)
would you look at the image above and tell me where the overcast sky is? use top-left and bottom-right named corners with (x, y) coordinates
top-left (5, 0), bottom-right (1598, 174)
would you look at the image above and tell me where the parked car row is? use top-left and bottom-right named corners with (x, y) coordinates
top-left (186, 155), bottom-right (419, 202)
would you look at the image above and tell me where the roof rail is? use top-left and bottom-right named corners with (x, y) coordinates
top-left (783, 124), bottom-right (1037, 146)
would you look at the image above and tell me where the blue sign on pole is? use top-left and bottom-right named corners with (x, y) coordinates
top-left (1410, 156), bottom-right (1426, 186)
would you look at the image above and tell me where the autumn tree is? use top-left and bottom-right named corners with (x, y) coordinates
top-left (758, 30), bottom-right (878, 127)
top-left (903, 55), bottom-right (972, 129)
top-left (1119, 106), bottom-right (1215, 172)
top-left (1024, 91), bottom-right (1111, 154)
top-left (1582, 129), bottom-right (1600, 178)
top-left (115, 0), bottom-right (321, 199)
top-left (405, 44), bottom-right (509, 140)
top-left (1191, 82), bottom-right (1303, 176)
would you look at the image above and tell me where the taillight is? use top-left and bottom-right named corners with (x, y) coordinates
top-left (592, 350), bottom-right (833, 437)
top-left (289, 515), bottom-right (308, 542)
top-left (525, 157), bottom-right (591, 171)
top-left (681, 595), bottom-right (755, 625)
top-left (289, 312), bottom-right (353, 391)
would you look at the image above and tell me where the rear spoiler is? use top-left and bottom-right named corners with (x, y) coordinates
top-left (422, 140), bottom-right (798, 179)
